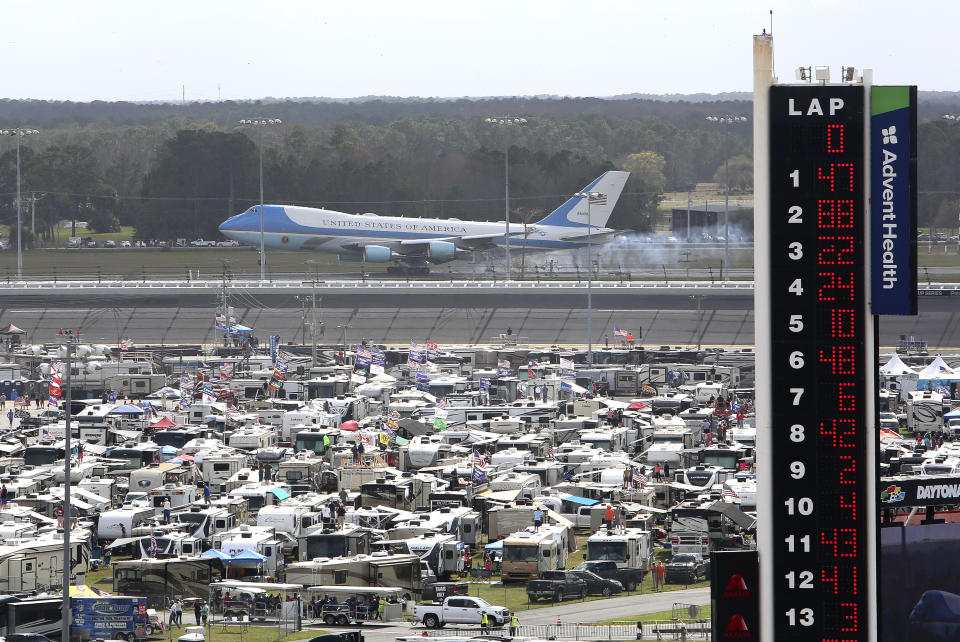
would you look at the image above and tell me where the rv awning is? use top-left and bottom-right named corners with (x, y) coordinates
top-left (545, 509), bottom-right (574, 530)
top-left (708, 500), bottom-right (757, 530)
top-left (105, 537), bottom-right (142, 550)
top-left (562, 495), bottom-right (599, 506)
top-left (484, 540), bottom-right (503, 551)
top-left (481, 489), bottom-right (522, 502)
top-left (111, 429), bottom-right (143, 442)
top-left (268, 488), bottom-right (291, 501)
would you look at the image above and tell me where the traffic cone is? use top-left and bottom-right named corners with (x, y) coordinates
top-left (557, 617), bottom-right (562, 626)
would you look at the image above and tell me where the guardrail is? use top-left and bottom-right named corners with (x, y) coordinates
top-left (419, 621), bottom-right (712, 640)
top-left (0, 279), bottom-right (754, 291)
top-left (0, 278), bottom-right (955, 295)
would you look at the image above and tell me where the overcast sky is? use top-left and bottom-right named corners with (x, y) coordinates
top-left (5, 0), bottom-right (950, 102)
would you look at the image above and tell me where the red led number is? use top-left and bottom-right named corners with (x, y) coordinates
top-left (821, 565), bottom-right (858, 596)
top-left (820, 418), bottom-right (856, 448)
top-left (830, 309), bottom-right (857, 338)
top-left (818, 272), bottom-right (856, 302)
top-left (821, 528), bottom-right (858, 557)
top-left (817, 200), bottom-right (855, 228)
top-left (817, 163), bottom-right (856, 192)
top-left (826, 124), bottom-right (845, 153)
top-left (819, 345), bottom-right (857, 375)
top-left (817, 236), bottom-right (856, 265)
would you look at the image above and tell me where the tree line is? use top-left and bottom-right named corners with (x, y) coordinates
top-left (0, 93), bottom-right (957, 244)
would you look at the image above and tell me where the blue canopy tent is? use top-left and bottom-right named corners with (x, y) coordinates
top-left (201, 549), bottom-right (231, 560)
top-left (484, 540), bottom-right (503, 551)
top-left (228, 549), bottom-right (268, 563)
top-left (109, 404), bottom-right (145, 415)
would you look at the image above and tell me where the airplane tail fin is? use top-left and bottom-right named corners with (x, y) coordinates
top-left (535, 170), bottom-right (630, 228)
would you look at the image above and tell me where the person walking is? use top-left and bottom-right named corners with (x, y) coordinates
top-left (203, 483), bottom-right (211, 506)
top-left (510, 614), bottom-right (519, 636)
top-left (377, 596), bottom-right (386, 621)
top-left (5, 408), bottom-right (12, 427)
top-left (194, 599), bottom-right (202, 625)
top-left (480, 611), bottom-right (489, 633)
top-left (201, 602), bottom-right (209, 625)
top-left (1, 485), bottom-right (7, 511)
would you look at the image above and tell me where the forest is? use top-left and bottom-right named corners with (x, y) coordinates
top-left (0, 93), bottom-right (955, 244)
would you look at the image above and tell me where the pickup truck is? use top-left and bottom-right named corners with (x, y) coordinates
top-left (573, 560), bottom-right (648, 592)
top-left (190, 239), bottom-right (217, 247)
top-left (412, 596), bottom-right (510, 629)
top-left (526, 570), bottom-right (587, 602)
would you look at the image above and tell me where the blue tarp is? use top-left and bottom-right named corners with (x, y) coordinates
top-left (564, 495), bottom-right (600, 506)
top-left (160, 445), bottom-right (178, 454)
top-left (484, 540), bottom-right (503, 551)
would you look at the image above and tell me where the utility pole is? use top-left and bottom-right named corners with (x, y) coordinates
top-left (59, 328), bottom-right (76, 642)
top-left (311, 288), bottom-right (319, 369)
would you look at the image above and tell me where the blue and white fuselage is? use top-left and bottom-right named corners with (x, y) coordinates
top-left (219, 171), bottom-right (629, 265)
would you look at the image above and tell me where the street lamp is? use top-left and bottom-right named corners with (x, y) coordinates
top-left (239, 118), bottom-right (282, 280)
top-left (484, 117), bottom-right (527, 279)
top-left (1, 128), bottom-right (39, 280)
top-left (575, 191), bottom-right (605, 365)
top-left (705, 115), bottom-right (748, 280)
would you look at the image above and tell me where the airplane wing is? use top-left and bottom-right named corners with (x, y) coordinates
top-left (399, 232), bottom-right (524, 251)
top-left (558, 230), bottom-right (620, 243)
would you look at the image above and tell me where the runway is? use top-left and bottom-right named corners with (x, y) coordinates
top-left (0, 284), bottom-right (955, 348)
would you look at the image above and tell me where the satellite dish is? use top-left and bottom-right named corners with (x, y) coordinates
top-left (75, 345), bottom-right (92, 358)
top-left (38, 363), bottom-right (51, 376)
top-left (27, 345), bottom-right (42, 356)
top-left (87, 362), bottom-right (102, 373)
top-left (93, 344), bottom-right (111, 355)
top-left (687, 605), bottom-right (699, 618)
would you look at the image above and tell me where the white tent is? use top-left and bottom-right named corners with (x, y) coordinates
top-left (918, 356), bottom-right (960, 381)
top-left (879, 353), bottom-right (917, 375)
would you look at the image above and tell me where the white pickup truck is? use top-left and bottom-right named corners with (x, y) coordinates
top-left (413, 596), bottom-right (510, 629)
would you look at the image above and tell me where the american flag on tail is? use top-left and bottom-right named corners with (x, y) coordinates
top-left (722, 485), bottom-right (740, 500)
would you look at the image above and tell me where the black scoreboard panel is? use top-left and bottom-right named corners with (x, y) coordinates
top-left (769, 85), bottom-right (870, 640)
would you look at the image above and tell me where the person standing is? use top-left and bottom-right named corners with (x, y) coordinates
top-left (203, 483), bottom-right (211, 506)
top-left (194, 599), bottom-right (202, 625)
top-left (201, 602), bottom-right (209, 625)
top-left (510, 614), bottom-right (519, 636)
top-left (377, 596), bottom-right (385, 621)
top-left (0, 485), bottom-right (7, 511)
top-left (623, 467), bottom-right (631, 490)
top-left (162, 497), bottom-right (171, 524)
top-left (604, 504), bottom-right (615, 529)
top-left (5, 408), bottom-right (12, 427)
top-left (533, 508), bottom-right (543, 532)
top-left (480, 611), bottom-right (489, 633)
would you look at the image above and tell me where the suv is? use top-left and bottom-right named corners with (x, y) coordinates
top-left (664, 554), bottom-right (709, 584)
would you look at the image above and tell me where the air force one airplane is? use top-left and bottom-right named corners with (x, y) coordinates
top-left (218, 170), bottom-right (629, 273)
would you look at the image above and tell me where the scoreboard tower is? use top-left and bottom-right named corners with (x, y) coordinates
top-left (753, 32), bottom-right (915, 642)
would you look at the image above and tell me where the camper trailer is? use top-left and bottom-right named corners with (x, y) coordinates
top-left (113, 557), bottom-right (221, 608)
top-left (501, 524), bottom-right (571, 581)
top-left (297, 523), bottom-right (374, 560)
top-left (586, 527), bottom-right (654, 571)
top-left (0, 533), bottom-right (90, 591)
top-left (284, 552), bottom-right (424, 600)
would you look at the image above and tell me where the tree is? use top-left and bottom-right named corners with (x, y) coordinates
top-left (620, 151), bottom-right (666, 195)
top-left (711, 154), bottom-right (753, 193)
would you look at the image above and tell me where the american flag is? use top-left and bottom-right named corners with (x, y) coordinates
top-left (560, 358), bottom-right (574, 371)
top-left (589, 193), bottom-right (607, 205)
top-left (548, 445), bottom-right (555, 460)
top-left (120, 337), bottom-right (135, 351)
top-left (722, 486), bottom-right (740, 499)
top-left (633, 467), bottom-right (647, 487)
top-left (614, 327), bottom-right (628, 337)
top-left (472, 450), bottom-right (486, 483)
top-left (527, 360), bottom-right (537, 378)
top-left (150, 534), bottom-right (158, 557)
top-left (358, 348), bottom-right (372, 360)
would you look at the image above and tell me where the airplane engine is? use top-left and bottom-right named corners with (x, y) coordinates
top-left (426, 241), bottom-right (456, 262)
top-left (363, 245), bottom-right (393, 262)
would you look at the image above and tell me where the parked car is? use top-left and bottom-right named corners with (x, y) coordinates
top-left (121, 240), bottom-right (131, 247)
top-left (104, 240), bottom-right (116, 248)
top-left (412, 596), bottom-right (509, 629)
top-left (190, 239), bottom-right (216, 247)
top-left (566, 569), bottom-right (623, 596)
top-left (573, 560), bottom-right (647, 592)
top-left (526, 570), bottom-right (587, 602)
top-left (664, 554), bottom-right (709, 584)
top-left (217, 239), bottom-right (240, 247)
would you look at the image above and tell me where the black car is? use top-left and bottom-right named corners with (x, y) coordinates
top-left (567, 569), bottom-right (623, 596)
top-left (664, 553), bottom-right (709, 584)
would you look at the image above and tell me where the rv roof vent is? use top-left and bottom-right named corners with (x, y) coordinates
top-left (401, 472), bottom-right (413, 478)
top-left (240, 525), bottom-right (249, 531)
top-left (438, 507), bottom-right (450, 513)
top-left (375, 478), bottom-right (386, 484)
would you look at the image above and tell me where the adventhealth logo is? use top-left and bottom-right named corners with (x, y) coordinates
top-left (882, 125), bottom-right (898, 144)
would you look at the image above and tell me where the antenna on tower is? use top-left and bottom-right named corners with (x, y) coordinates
top-left (769, 9), bottom-right (773, 35)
